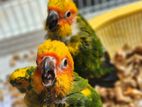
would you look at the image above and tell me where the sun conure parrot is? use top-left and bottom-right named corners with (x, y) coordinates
top-left (45, 0), bottom-right (118, 87)
top-left (9, 40), bottom-right (102, 107)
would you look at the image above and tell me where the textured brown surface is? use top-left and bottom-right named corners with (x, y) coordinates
top-left (96, 44), bottom-right (142, 107)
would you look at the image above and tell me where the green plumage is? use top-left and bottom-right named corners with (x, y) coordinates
top-left (9, 67), bottom-right (102, 107)
top-left (69, 14), bottom-right (105, 77)
top-left (9, 66), bottom-right (36, 93)
top-left (71, 14), bottom-right (114, 77)
top-left (47, 14), bottom-right (116, 85)
top-left (66, 73), bottom-right (102, 107)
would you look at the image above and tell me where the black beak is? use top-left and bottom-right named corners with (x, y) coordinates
top-left (41, 57), bottom-right (56, 87)
top-left (46, 11), bottom-right (59, 31)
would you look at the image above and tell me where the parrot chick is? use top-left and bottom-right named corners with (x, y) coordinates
top-left (9, 40), bottom-right (102, 107)
top-left (45, 0), bottom-right (118, 86)
top-left (31, 40), bottom-right (102, 107)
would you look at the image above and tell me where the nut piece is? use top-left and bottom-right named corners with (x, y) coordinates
top-left (9, 59), bottom-right (16, 67)
top-left (98, 44), bottom-right (142, 107)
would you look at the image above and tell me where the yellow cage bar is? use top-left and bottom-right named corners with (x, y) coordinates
top-left (89, 1), bottom-right (142, 59)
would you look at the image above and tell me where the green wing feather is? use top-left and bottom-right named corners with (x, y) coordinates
top-left (9, 66), bottom-right (36, 93)
top-left (67, 14), bottom-right (114, 79)
top-left (66, 73), bottom-right (102, 107)
top-left (9, 68), bottom-right (102, 107)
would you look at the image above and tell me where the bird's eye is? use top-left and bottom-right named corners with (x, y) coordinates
top-left (65, 11), bottom-right (71, 18)
top-left (60, 58), bottom-right (68, 69)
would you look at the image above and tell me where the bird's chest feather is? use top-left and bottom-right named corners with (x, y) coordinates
top-left (44, 74), bottom-right (73, 106)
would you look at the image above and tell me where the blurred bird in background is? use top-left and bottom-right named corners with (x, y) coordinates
top-left (45, 0), bottom-right (118, 87)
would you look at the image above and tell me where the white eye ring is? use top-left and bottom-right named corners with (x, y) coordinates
top-left (64, 10), bottom-right (71, 18)
top-left (60, 58), bottom-right (68, 69)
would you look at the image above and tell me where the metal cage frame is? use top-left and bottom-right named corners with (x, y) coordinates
top-left (0, 0), bottom-right (137, 56)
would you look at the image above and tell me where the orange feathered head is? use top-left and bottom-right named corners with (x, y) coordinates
top-left (46, 0), bottom-right (78, 38)
top-left (34, 40), bottom-right (74, 97)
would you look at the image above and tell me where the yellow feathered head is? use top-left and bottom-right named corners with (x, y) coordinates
top-left (46, 0), bottom-right (78, 38)
top-left (33, 40), bottom-right (74, 97)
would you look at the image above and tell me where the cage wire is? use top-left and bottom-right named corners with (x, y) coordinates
top-left (0, 0), bottom-right (47, 40)
top-left (0, 0), bottom-right (138, 56)
top-left (0, 0), bottom-right (137, 41)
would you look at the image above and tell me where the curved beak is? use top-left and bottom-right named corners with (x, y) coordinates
top-left (46, 11), bottom-right (59, 31)
top-left (41, 57), bottom-right (56, 87)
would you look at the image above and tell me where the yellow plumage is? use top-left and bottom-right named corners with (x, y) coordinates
top-left (9, 40), bottom-right (103, 107)
top-left (81, 88), bottom-right (91, 97)
top-left (67, 41), bottom-right (81, 55)
top-left (37, 40), bottom-right (73, 66)
top-left (57, 23), bottom-right (72, 37)
top-left (9, 67), bottom-right (30, 81)
top-left (48, 0), bottom-right (78, 13)
top-left (9, 66), bottom-right (35, 93)
top-left (34, 40), bottom-right (74, 97)
top-left (54, 74), bottom-right (73, 97)
top-left (38, 40), bottom-right (70, 57)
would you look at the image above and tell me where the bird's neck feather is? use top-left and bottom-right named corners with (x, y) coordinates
top-left (62, 21), bottom-right (79, 42)
top-left (53, 73), bottom-right (73, 97)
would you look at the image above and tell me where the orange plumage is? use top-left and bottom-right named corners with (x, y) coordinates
top-left (46, 0), bottom-right (78, 37)
top-left (32, 40), bottom-right (74, 97)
